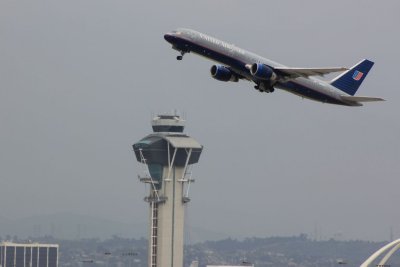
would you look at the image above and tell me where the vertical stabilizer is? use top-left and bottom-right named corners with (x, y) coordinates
top-left (330, 59), bottom-right (374, 95)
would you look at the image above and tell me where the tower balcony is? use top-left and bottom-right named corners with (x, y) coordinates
top-left (144, 196), bottom-right (168, 203)
top-left (138, 175), bottom-right (159, 184)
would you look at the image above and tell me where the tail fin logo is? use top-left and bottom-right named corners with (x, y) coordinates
top-left (352, 70), bottom-right (364, 81)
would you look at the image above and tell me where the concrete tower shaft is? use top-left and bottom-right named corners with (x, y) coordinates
top-left (133, 115), bottom-right (202, 267)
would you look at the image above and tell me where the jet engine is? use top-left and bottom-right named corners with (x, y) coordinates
top-left (210, 65), bottom-right (238, 82)
top-left (250, 63), bottom-right (277, 81)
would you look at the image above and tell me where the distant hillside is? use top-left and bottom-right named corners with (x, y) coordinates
top-left (186, 235), bottom-right (400, 267)
top-left (0, 213), bottom-right (227, 242)
top-left (0, 213), bottom-right (145, 240)
top-left (27, 235), bottom-right (400, 267)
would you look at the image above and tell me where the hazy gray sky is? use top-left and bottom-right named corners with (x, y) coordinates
top-left (1, 0), bottom-right (399, 241)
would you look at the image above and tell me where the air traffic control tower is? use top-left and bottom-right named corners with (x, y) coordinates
top-left (133, 115), bottom-right (203, 267)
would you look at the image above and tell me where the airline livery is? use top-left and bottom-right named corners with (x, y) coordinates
top-left (164, 28), bottom-right (384, 106)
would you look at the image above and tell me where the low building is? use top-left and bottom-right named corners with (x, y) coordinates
top-left (0, 242), bottom-right (59, 267)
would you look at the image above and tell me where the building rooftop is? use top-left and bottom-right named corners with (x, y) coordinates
top-left (0, 242), bottom-right (59, 248)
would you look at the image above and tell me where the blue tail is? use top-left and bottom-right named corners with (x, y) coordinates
top-left (330, 59), bottom-right (374, 95)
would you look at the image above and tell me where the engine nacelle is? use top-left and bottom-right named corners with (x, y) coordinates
top-left (250, 63), bottom-right (277, 81)
top-left (210, 65), bottom-right (238, 82)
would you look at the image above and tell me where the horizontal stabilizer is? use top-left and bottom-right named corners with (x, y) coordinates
top-left (341, 95), bottom-right (385, 102)
top-left (275, 67), bottom-right (348, 78)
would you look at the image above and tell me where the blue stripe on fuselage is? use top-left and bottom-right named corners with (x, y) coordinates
top-left (172, 36), bottom-right (353, 106)
top-left (279, 81), bottom-right (347, 105)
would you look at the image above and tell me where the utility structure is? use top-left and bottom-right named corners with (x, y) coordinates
top-left (133, 115), bottom-right (203, 267)
top-left (360, 238), bottom-right (400, 267)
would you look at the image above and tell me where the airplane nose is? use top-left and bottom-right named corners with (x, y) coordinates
top-left (164, 33), bottom-right (175, 43)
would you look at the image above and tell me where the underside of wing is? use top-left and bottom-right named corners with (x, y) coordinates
top-left (228, 67), bottom-right (246, 80)
top-left (341, 95), bottom-right (385, 102)
top-left (275, 67), bottom-right (348, 79)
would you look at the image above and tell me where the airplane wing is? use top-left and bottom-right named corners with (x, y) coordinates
top-left (226, 66), bottom-right (247, 80)
top-left (340, 95), bottom-right (385, 102)
top-left (274, 67), bottom-right (348, 78)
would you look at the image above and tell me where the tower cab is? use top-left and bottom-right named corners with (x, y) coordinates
top-left (151, 115), bottom-right (185, 133)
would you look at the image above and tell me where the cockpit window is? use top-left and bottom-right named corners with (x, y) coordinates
top-left (172, 30), bottom-right (182, 35)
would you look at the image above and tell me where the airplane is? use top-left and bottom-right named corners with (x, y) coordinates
top-left (164, 28), bottom-right (384, 106)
